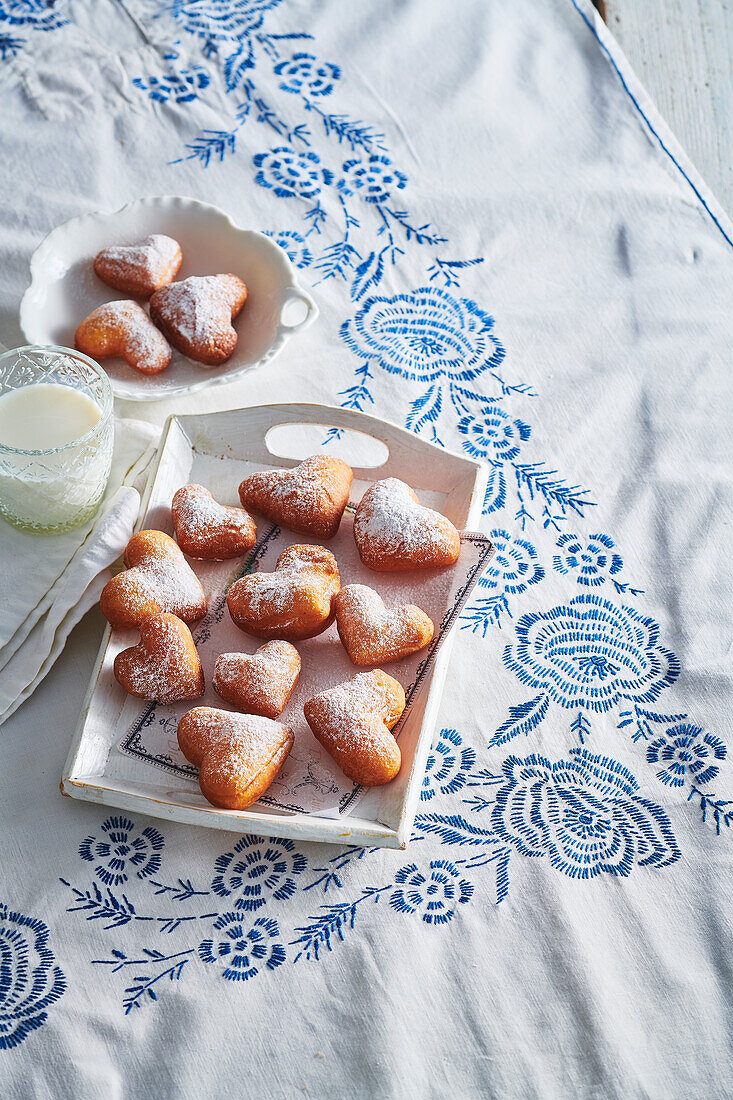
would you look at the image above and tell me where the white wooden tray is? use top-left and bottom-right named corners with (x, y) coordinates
top-left (62, 404), bottom-right (490, 848)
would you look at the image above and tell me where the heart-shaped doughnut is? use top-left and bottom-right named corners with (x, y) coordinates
top-left (94, 235), bottom-right (182, 298)
top-left (335, 584), bottom-right (434, 666)
top-left (149, 274), bottom-right (248, 366)
top-left (76, 301), bottom-right (172, 376)
top-left (226, 544), bottom-right (340, 642)
top-left (303, 670), bottom-right (405, 786)
top-left (113, 612), bottom-right (204, 704)
top-left (177, 706), bottom-right (294, 810)
top-left (172, 484), bottom-right (257, 560)
top-left (353, 477), bottom-right (460, 572)
top-left (100, 530), bottom-right (207, 629)
top-left (239, 455), bottom-right (353, 540)
top-left (213, 640), bottom-right (301, 719)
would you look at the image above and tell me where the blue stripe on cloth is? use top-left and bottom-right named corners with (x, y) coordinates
top-left (570, 0), bottom-right (733, 249)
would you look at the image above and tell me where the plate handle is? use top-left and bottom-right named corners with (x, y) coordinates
top-left (277, 285), bottom-right (318, 337)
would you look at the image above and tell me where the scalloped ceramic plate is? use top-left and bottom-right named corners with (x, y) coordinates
top-left (19, 196), bottom-right (318, 402)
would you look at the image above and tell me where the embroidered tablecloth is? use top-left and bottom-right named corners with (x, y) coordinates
top-left (1, 2), bottom-right (731, 1096)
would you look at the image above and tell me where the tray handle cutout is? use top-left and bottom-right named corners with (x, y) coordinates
top-left (265, 421), bottom-right (390, 469)
top-left (185, 403), bottom-right (464, 483)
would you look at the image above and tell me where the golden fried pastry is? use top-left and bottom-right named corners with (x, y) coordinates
top-left (303, 670), bottom-right (405, 786)
top-left (213, 641), bottom-right (300, 719)
top-left (239, 455), bottom-right (353, 540)
top-left (353, 477), bottom-right (461, 572)
top-left (177, 706), bottom-right (293, 810)
top-left (172, 484), bottom-right (257, 560)
top-left (94, 235), bottom-right (182, 298)
top-left (335, 584), bottom-right (434, 666)
top-left (113, 612), bottom-right (204, 704)
top-left (149, 274), bottom-right (247, 366)
top-left (226, 544), bottom-right (340, 642)
top-left (76, 300), bottom-right (172, 376)
top-left (100, 530), bottom-right (207, 630)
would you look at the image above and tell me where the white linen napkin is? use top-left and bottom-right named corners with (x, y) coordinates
top-left (0, 416), bottom-right (157, 725)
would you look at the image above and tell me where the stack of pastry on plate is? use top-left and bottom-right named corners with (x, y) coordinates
top-left (100, 455), bottom-right (461, 811)
top-left (75, 235), bottom-right (248, 374)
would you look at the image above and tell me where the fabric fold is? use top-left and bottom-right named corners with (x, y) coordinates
top-left (0, 417), bottom-right (157, 725)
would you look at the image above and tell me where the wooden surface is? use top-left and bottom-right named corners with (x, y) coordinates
top-left (603, 1), bottom-right (733, 217)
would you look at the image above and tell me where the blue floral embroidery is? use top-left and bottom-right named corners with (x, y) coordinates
top-left (458, 403), bottom-right (531, 461)
top-left (0, 32), bottom-right (22, 57)
top-left (253, 146), bottom-right (332, 199)
top-left (79, 815), bottom-right (164, 887)
top-left (199, 914), bottom-right (285, 980)
top-left (0, 0), bottom-right (68, 60)
top-left (0, 904), bottom-right (66, 1049)
top-left (487, 694), bottom-right (552, 749)
top-left (0, 0), bottom-right (68, 29)
top-left (417, 748), bottom-right (683, 902)
top-left (490, 749), bottom-right (680, 880)
top-left (265, 228), bottom-right (313, 267)
top-left (274, 51), bottom-right (339, 96)
top-left (390, 861), bottom-right (473, 924)
top-left (480, 529), bottom-right (545, 596)
top-left (687, 788), bottom-right (733, 835)
top-left (503, 594), bottom-right (680, 714)
top-left (461, 529), bottom-right (545, 632)
top-left (154, 0), bottom-right (596, 540)
top-left (553, 532), bottom-right (623, 588)
top-left (132, 64), bottom-right (210, 105)
top-left (338, 155), bottom-right (407, 204)
top-left (211, 836), bottom-right (307, 910)
top-left (647, 723), bottom-right (727, 788)
top-left (150, 0), bottom-right (594, 533)
top-left (63, 735), bottom-right (696, 1010)
top-left (341, 287), bottom-right (504, 383)
top-left (47, 0), bottom-right (733, 1022)
top-left (421, 729), bottom-right (476, 801)
top-left (169, 0), bottom-right (282, 42)
top-left (290, 885), bottom-right (391, 961)
top-left (92, 947), bottom-right (193, 1014)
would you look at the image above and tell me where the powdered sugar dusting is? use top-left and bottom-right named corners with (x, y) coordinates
top-left (76, 300), bottom-right (170, 375)
top-left (216, 641), bottom-right (296, 687)
top-left (125, 541), bottom-right (205, 615)
top-left (240, 455), bottom-right (352, 537)
top-left (236, 573), bottom-right (295, 616)
top-left (307, 672), bottom-right (401, 756)
top-left (185, 710), bottom-right (291, 786)
top-left (153, 275), bottom-right (243, 345)
top-left (115, 615), bottom-right (202, 704)
top-left (213, 641), bottom-right (300, 715)
top-left (172, 484), bottom-right (256, 558)
top-left (238, 559), bottom-right (318, 615)
top-left (227, 546), bottom-right (339, 635)
top-left (95, 235), bottom-right (181, 293)
top-left (117, 449), bottom-right (494, 816)
top-left (354, 477), bottom-right (459, 562)
top-left (336, 584), bottom-right (433, 664)
top-left (173, 485), bottom-right (226, 532)
top-left (248, 456), bottom-right (345, 511)
top-left (338, 584), bottom-right (414, 630)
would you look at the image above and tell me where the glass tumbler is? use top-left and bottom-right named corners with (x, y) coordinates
top-left (0, 345), bottom-right (114, 535)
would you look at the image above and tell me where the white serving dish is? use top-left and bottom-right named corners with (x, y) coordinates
top-left (62, 403), bottom-right (489, 849)
top-left (19, 196), bottom-right (317, 402)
